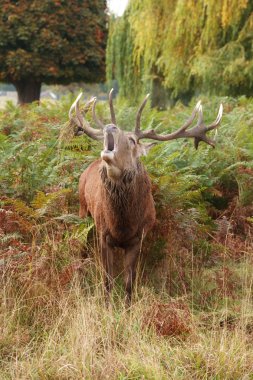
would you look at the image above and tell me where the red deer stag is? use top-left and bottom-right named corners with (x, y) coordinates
top-left (69, 90), bottom-right (223, 304)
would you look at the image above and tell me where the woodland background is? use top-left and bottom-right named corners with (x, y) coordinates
top-left (0, 1), bottom-right (253, 379)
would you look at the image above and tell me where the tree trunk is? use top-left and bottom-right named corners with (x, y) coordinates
top-left (14, 79), bottom-right (41, 104)
top-left (151, 75), bottom-right (168, 110)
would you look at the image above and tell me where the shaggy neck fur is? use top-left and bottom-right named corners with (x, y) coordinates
top-left (100, 162), bottom-right (142, 208)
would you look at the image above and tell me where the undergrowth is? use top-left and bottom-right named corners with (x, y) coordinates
top-left (0, 95), bottom-right (253, 379)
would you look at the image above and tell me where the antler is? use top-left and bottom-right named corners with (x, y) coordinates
top-left (134, 97), bottom-right (223, 148)
top-left (109, 88), bottom-right (116, 124)
top-left (135, 93), bottom-right (150, 135)
top-left (70, 89), bottom-right (118, 137)
top-left (92, 88), bottom-right (116, 129)
top-left (92, 98), bottom-right (105, 130)
top-left (69, 93), bottom-right (103, 140)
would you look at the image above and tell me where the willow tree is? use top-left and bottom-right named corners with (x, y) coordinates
top-left (0, 0), bottom-right (107, 104)
top-left (107, 0), bottom-right (253, 105)
top-left (106, 12), bottom-right (143, 102)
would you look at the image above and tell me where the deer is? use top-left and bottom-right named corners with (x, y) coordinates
top-left (68, 90), bottom-right (223, 305)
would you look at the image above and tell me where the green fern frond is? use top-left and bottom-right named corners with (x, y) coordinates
top-left (70, 221), bottom-right (94, 245)
top-left (3, 198), bottom-right (36, 218)
top-left (31, 191), bottom-right (50, 210)
top-left (54, 213), bottom-right (88, 225)
top-left (31, 189), bottom-right (72, 216)
top-left (63, 137), bottom-right (90, 152)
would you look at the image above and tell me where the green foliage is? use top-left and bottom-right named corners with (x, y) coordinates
top-left (107, 0), bottom-right (253, 103)
top-left (0, 96), bottom-right (87, 200)
top-left (1, 95), bottom-right (253, 221)
top-left (106, 13), bottom-right (143, 101)
top-left (145, 96), bottom-right (253, 210)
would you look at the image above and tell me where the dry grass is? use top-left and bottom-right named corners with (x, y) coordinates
top-left (0, 210), bottom-right (253, 380)
top-left (1, 235), bottom-right (253, 380)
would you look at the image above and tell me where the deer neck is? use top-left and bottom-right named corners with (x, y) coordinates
top-left (100, 161), bottom-right (143, 208)
top-left (99, 161), bottom-right (151, 243)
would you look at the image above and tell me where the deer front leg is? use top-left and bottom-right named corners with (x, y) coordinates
top-left (124, 240), bottom-right (141, 306)
top-left (101, 236), bottom-right (114, 302)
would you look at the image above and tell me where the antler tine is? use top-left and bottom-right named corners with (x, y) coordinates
top-left (75, 96), bottom-right (96, 127)
top-left (135, 93), bottom-right (150, 134)
top-left (197, 102), bottom-right (203, 125)
top-left (173, 100), bottom-right (202, 134)
top-left (135, 100), bottom-right (201, 141)
top-left (69, 92), bottom-right (83, 121)
top-left (92, 98), bottom-right (105, 130)
top-left (205, 104), bottom-right (223, 132)
top-left (68, 93), bottom-right (103, 140)
top-left (134, 101), bottom-right (223, 149)
top-left (109, 88), bottom-right (116, 124)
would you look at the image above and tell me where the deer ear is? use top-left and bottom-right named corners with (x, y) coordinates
top-left (140, 142), bottom-right (157, 156)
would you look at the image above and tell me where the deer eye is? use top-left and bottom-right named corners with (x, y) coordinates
top-left (129, 137), bottom-right (136, 146)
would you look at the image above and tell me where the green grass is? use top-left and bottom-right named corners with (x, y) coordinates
top-left (0, 95), bottom-right (253, 379)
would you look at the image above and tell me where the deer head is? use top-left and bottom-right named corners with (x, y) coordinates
top-left (69, 89), bottom-right (223, 180)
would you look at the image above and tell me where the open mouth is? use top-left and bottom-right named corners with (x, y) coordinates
top-left (106, 132), bottom-right (115, 152)
top-left (101, 129), bottom-right (117, 164)
top-left (107, 132), bottom-right (114, 151)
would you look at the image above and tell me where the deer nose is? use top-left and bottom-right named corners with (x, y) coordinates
top-left (105, 124), bottom-right (118, 133)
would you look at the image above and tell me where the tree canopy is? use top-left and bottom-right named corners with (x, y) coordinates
top-left (0, 0), bottom-right (107, 103)
top-left (107, 0), bottom-right (253, 105)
